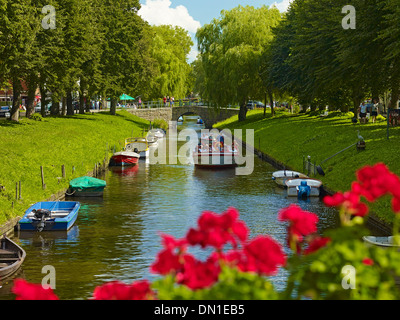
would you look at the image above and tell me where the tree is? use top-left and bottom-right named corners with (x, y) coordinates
top-left (196, 5), bottom-right (281, 121)
top-left (147, 25), bottom-right (193, 100)
top-left (0, 0), bottom-right (40, 121)
top-left (99, 0), bottom-right (149, 115)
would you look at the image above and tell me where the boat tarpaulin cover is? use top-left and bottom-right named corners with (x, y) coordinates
top-left (69, 176), bottom-right (106, 189)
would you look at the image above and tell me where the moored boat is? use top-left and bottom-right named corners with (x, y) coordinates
top-left (0, 236), bottom-right (26, 279)
top-left (18, 201), bottom-right (81, 232)
top-left (110, 151), bottom-right (140, 167)
top-left (362, 236), bottom-right (400, 247)
top-left (272, 170), bottom-right (308, 187)
top-left (124, 137), bottom-right (149, 158)
top-left (66, 176), bottom-right (106, 197)
top-left (285, 178), bottom-right (323, 198)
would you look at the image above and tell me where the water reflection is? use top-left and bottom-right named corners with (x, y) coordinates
top-left (2, 139), bottom-right (339, 300)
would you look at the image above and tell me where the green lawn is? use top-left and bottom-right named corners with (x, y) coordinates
top-left (215, 109), bottom-right (400, 224)
top-left (0, 111), bottom-right (149, 226)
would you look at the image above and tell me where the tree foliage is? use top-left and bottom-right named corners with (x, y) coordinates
top-left (195, 5), bottom-right (282, 121)
top-left (0, 0), bottom-right (194, 121)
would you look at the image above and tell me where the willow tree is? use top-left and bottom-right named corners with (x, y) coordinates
top-left (147, 25), bottom-right (193, 100)
top-left (196, 5), bottom-right (281, 121)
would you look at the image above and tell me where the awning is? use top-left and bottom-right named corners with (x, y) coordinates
top-left (119, 94), bottom-right (135, 101)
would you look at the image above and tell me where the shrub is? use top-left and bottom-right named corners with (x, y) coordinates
top-left (30, 113), bottom-right (43, 121)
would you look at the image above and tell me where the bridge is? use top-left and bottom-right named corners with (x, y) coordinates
top-left (127, 106), bottom-right (239, 128)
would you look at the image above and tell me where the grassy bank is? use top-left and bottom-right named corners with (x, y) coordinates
top-left (0, 111), bottom-right (149, 226)
top-left (215, 109), bottom-right (400, 224)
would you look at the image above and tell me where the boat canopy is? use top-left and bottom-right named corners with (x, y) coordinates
top-left (69, 176), bottom-right (106, 189)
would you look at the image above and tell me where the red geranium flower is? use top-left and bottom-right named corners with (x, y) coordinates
top-left (12, 279), bottom-right (59, 300)
top-left (324, 191), bottom-right (369, 217)
top-left (242, 235), bottom-right (286, 276)
top-left (304, 236), bottom-right (331, 255)
top-left (176, 254), bottom-right (221, 290)
top-left (278, 204), bottom-right (318, 241)
top-left (362, 258), bottom-right (374, 266)
top-left (93, 280), bottom-right (155, 300)
top-left (185, 207), bottom-right (249, 250)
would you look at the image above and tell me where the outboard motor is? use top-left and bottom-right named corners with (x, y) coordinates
top-left (297, 181), bottom-right (311, 199)
top-left (32, 209), bottom-right (52, 232)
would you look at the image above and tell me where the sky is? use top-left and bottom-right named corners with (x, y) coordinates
top-left (138, 0), bottom-right (292, 61)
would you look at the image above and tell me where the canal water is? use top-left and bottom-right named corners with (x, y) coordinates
top-left (0, 127), bottom-right (339, 300)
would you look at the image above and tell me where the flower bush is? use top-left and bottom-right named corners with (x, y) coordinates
top-left (11, 163), bottom-right (400, 300)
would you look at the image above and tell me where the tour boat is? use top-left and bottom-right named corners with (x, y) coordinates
top-left (272, 170), bottom-right (308, 187)
top-left (110, 151), bottom-right (140, 166)
top-left (66, 176), bottom-right (106, 197)
top-left (18, 201), bottom-right (81, 232)
top-left (0, 236), bottom-right (26, 279)
top-left (193, 134), bottom-right (238, 169)
top-left (285, 178), bottom-right (323, 198)
top-left (362, 236), bottom-right (400, 248)
top-left (124, 137), bottom-right (149, 158)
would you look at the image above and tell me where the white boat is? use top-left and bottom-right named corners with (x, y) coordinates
top-left (146, 129), bottom-right (165, 149)
top-left (272, 170), bottom-right (308, 187)
top-left (285, 178), bottom-right (323, 198)
top-left (124, 137), bottom-right (149, 158)
top-left (148, 128), bottom-right (165, 140)
top-left (363, 236), bottom-right (400, 247)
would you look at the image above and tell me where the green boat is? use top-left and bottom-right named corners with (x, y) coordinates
top-left (66, 176), bottom-right (106, 197)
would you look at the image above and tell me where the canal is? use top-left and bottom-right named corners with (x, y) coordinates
top-left (0, 129), bottom-right (339, 300)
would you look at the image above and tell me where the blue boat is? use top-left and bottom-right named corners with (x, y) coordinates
top-left (18, 201), bottom-right (81, 232)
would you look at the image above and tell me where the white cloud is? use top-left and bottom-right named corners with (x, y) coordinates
top-left (272, 0), bottom-right (293, 12)
top-left (139, 0), bottom-right (201, 34)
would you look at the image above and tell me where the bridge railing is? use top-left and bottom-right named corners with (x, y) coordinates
top-left (115, 99), bottom-right (241, 110)
top-left (124, 99), bottom-right (211, 109)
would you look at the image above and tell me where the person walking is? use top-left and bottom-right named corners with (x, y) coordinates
top-left (163, 96), bottom-right (167, 107)
top-left (358, 102), bottom-right (367, 124)
top-left (371, 99), bottom-right (379, 123)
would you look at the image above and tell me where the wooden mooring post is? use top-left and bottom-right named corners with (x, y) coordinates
top-left (40, 166), bottom-right (46, 190)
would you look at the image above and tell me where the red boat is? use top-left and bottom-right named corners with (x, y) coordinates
top-left (110, 151), bottom-right (140, 166)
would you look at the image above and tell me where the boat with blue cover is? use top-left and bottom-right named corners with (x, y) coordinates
top-left (18, 201), bottom-right (81, 232)
top-left (285, 178), bottom-right (323, 198)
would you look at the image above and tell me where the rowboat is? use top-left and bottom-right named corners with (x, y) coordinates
top-left (18, 201), bottom-right (81, 232)
top-left (285, 178), bottom-right (323, 198)
top-left (362, 236), bottom-right (400, 247)
top-left (66, 176), bottom-right (106, 197)
top-left (0, 237), bottom-right (26, 279)
top-left (272, 170), bottom-right (308, 187)
top-left (124, 137), bottom-right (149, 158)
top-left (110, 151), bottom-right (140, 167)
